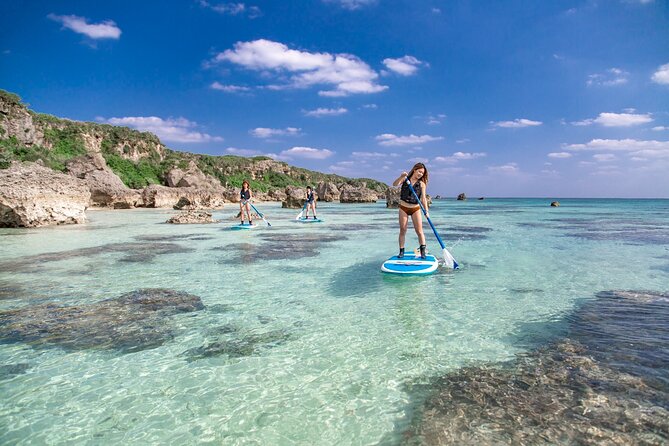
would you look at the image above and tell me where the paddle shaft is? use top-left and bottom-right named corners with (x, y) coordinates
top-left (242, 200), bottom-right (271, 226)
top-left (404, 178), bottom-right (446, 250)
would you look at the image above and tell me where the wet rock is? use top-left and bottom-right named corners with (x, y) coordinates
top-left (316, 181), bottom-right (339, 202)
top-left (456, 193), bottom-right (466, 201)
top-left (282, 186), bottom-right (306, 208)
top-left (339, 184), bottom-right (377, 203)
top-left (0, 289), bottom-right (204, 352)
top-left (166, 210), bottom-right (218, 224)
top-left (0, 161), bottom-right (90, 227)
top-left (551, 201), bottom-right (560, 207)
top-left (403, 290), bottom-right (669, 445)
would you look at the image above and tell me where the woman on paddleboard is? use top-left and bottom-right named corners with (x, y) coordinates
top-left (392, 163), bottom-right (429, 259)
top-left (304, 186), bottom-right (317, 219)
top-left (239, 180), bottom-right (253, 225)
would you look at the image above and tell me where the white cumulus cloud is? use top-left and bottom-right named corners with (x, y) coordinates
top-left (199, 1), bottom-right (262, 18)
top-left (594, 112), bottom-right (653, 127)
top-left (322, 0), bottom-right (376, 10)
top-left (564, 138), bottom-right (669, 159)
top-left (587, 68), bottom-right (629, 86)
top-left (383, 56), bottom-right (424, 76)
top-left (491, 118), bottom-right (542, 128)
top-left (48, 14), bottom-right (121, 39)
top-left (280, 146), bottom-right (334, 159)
top-left (102, 116), bottom-right (223, 143)
top-left (250, 127), bottom-right (301, 138)
top-left (303, 107), bottom-right (348, 117)
top-left (651, 63), bottom-right (669, 85)
top-left (548, 152), bottom-right (573, 159)
top-left (434, 152), bottom-right (486, 163)
top-left (375, 133), bottom-right (443, 146)
top-left (212, 39), bottom-right (387, 96)
top-left (488, 162), bottom-right (519, 173)
top-left (210, 82), bottom-right (251, 93)
top-left (593, 153), bottom-right (617, 162)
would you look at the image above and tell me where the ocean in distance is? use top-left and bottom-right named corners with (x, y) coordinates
top-left (1, 198), bottom-right (667, 445)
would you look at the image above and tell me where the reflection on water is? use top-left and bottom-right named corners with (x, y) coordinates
top-left (0, 199), bottom-right (667, 444)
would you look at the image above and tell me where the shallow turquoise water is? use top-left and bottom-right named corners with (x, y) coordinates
top-left (1, 199), bottom-right (668, 444)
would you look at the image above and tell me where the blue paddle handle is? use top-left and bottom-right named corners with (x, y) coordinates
top-left (405, 178), bottom-right (446, 250)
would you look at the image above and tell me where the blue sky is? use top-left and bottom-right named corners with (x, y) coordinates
top-left (1, 0), bottom-right (668, 197)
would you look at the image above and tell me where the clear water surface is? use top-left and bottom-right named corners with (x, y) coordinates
top-left (1, 199), bottom-right (667, 444)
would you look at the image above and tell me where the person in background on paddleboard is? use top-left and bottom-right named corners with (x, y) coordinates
top-left (239, 180), bottom-right (253, 225)
top-left (392, 163), bottom-right (429, 259)
top-left (304, 186), bottom-right (317, 219)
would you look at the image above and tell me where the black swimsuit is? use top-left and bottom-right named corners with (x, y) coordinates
top-left (400, 181), bottom-right (422, 204)
top-left (240, 189), bottom-right (250, 201)
top-left (306, 191), bottom-right (314, 203)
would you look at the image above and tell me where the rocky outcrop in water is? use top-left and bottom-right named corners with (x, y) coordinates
top-left (404, 290), bottom-right (669, 445)
top-left (0, 288), bottom-right (204, 352)
top-left (0, 161), bottom-right (90, 227)
top-left (386, 187), bottom-right (400, 208)
top-left (551, 201), bottom-right (560, 207)
top-left (457, 193), bottom-right (466, 200)
top-left (65, 154), bottom-right (141, 208)
top-left (339, 184), bottom-right (377, 203)
top-left (166, 210), bottom-right (218, 224)
top-left (282, 186), bottom-right (307, 208)
top-left (316, 181), bottom-right (339, 202)
top-left (142, 184), bottom-right (225, 209)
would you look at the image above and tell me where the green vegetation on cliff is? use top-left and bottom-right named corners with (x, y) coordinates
top-left (0, 89), bottom-right (388, 193)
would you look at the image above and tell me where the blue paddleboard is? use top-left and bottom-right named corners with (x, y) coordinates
top-left (296, 217), bottom-right (322, 223)
top-left (231, 223), bottom-right (258, 230)
top-left (381, 252), bottom-right (439, 275)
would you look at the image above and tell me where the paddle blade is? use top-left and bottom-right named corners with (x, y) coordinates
top-left (441, 248), bottom-right (458, 269)
top-left (295, 210), bottom-right (304, 220)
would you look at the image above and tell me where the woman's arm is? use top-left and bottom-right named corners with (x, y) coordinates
top-left (392, 171), bottom-right (408, 187)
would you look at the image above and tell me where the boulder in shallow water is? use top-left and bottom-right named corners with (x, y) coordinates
top-left (551, 201), bottom-right (560, 207)
top-left (0, 161), bottom-right (90, 227)
top-left (166, 210), bottom-right (218, 224)
top-left (0, 288), bottom-right (204, 352)
top-left (282, 186), bottom-right (306, 208)
top-left (457, 193), bottom-right (467, 201)
top-left (316, 181), bottom-right (339, 202)
top-left (339, 184), bottom-right (377, 203)
top-left (386, 187), bottom-right (400, 208)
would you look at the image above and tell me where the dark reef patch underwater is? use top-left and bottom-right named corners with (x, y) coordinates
top-left (0, 289), bottom-right (204, 352)
top-left (402, 290), bottom-right (669, 445)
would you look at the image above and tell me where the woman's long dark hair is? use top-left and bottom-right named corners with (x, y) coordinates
top-left (242, 180), bottom-right (249, 190)
top-left (408, 162), bottom-right (429, 184)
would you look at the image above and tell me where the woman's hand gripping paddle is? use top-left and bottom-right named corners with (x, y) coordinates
top-left (405, 178), bottom-right (458, 269)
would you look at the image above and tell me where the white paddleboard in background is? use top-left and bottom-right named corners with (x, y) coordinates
top-left (381, 252), bottom-right (439, 275)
